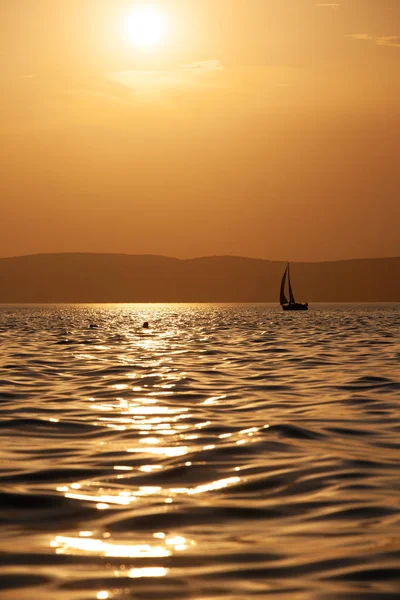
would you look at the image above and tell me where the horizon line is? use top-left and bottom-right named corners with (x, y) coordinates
top-left (1, 251), bottom-right (399, 264)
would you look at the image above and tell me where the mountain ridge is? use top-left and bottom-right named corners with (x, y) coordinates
top-left (0, 253), bottom-right (399, 303)
top-left (2, 252), bottom-right (399, 264)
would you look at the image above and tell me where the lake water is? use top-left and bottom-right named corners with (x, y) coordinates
top-left (0, 304), bottom-right (399, 600)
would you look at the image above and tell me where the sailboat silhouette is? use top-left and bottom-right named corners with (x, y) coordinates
top-left (280, 263), bottom-right (308, 311)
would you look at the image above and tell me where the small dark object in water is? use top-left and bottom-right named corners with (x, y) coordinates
top-left (143, 322), bottom-right (149, 329)
top-left (89, 323), bottom-right (98, 329)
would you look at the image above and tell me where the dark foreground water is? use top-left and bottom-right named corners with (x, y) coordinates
top-left (0, 304), bottom-right (399, 600)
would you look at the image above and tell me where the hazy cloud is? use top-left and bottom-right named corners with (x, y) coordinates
top-left (376, 36), bottom-right (400, 48)
top-left (315, 4), bottom-right (341, 9)
top-left (181, 60), bottom-right (224, 73)
top-left (106, 60), bottom-right (225, 109)
top-left (64, 88), bottom-right (134, 105)
top-left (348, 33), bottom-right (400, 47)
top-left (109, 61), bottom-right (224, 90)
top-left (347, 34), bottom-right (374, 41)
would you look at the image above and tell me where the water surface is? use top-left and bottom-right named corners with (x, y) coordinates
top-left (0, 303), bottom-right (399, 599)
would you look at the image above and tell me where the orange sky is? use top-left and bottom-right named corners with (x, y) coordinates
top-left (1, 0), bottom-right (399, 261)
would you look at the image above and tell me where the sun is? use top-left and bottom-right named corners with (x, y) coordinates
top-left (123, 6), bottom-right (165, 49)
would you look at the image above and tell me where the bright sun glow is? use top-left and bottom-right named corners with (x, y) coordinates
top-left (124, 6), bottom-right (165, 49)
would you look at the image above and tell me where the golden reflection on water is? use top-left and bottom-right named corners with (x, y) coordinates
top-left (113, 466), bottom-right (134, 471)
top-left (50, 530), bottom-right (194, 572)
top-left (97, 565), bottom-right (169, 600)
top-left (126, 445), bottom-right (188, 457)
top-left (57, 474), bottom-right (241, 507)
top-left (51, 535), bottom-right (171, 557)
top-left (187, 476), bottom-right (240, 495)
top-left (89, 394), bottom-right (192, 446)
top-left (125, 567), bottom-right (168, 578)
top-left (52, 329), bottom-right (252, 587)
top-left (139, 464), bottom-right (163, 472)
top-left (202, 394), bottom-right (227, 405)
top-left (64, 492), bottom-right (135, 505)
top-left (3, 305), bottom-right (398, 600)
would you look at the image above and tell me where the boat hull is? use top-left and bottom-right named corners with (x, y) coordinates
top-left (282, 302), bottom-right (308, 311)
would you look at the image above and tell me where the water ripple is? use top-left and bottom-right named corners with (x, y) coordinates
top-left (0, 303), bottom-right (399, 599)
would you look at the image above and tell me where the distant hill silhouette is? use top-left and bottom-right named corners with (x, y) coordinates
top-left (0, 253), bottom-right (399, 303)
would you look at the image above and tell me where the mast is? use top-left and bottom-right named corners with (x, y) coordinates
top-left (280, 264), bottom-right (289, 305)
top-left (288, 263), bottom-right (296, 304)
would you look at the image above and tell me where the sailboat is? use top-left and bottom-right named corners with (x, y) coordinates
top-left (280, 263), bottom-right (308, 311)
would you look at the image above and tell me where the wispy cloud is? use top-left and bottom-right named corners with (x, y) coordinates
top-left (347, 34), bottom-right (374, 40)
top-left (109, 61), bottom-right (224, 92)
top-left (64, 88), bottom-right (134, 105)
top-left (376, 36), bottom-right (400, 48)
top-left (181, 60), bottom-right (224, 73)
top-left (347, 33), bottom-right (400, 47)
top-left (106, 60), bottom-right (225, 108)
top-left (316, 3), bottom-right (341, 9)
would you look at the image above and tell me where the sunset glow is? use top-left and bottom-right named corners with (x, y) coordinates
top-left (0, 0), bottom-right (399, 262)
top-left (1, 3), bottom-right (400, 600)
top-left (123, 6), bottom-right (165, 48)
